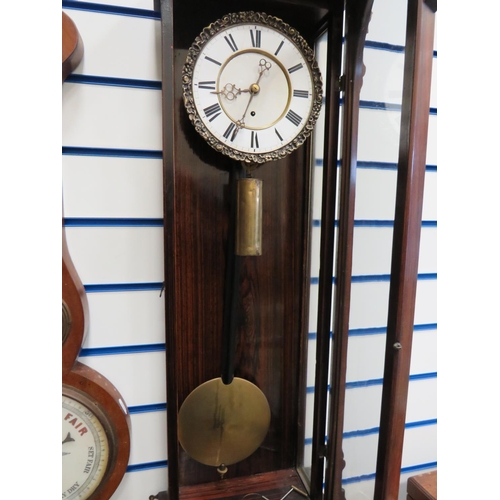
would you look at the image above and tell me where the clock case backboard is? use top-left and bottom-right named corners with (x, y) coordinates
top-left (157, 0), bottom-right (436, 499)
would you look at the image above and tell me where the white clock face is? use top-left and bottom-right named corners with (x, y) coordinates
top-left (62, 394), bottom-right (110, 500)
top-left (184, 13), bottom-right (322, 163)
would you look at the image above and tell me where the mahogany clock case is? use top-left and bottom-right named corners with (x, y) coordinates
top-left (160, 0), bottom-right (333, 493)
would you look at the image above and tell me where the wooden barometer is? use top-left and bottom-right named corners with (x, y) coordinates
top-left (62, 12), bottom-right (131, 500)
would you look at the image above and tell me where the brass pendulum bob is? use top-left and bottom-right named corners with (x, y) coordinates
top-left (177, 164), bottom-right (270, 474)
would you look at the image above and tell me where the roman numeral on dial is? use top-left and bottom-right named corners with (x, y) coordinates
top-left (203, 103), bottom-right (222, 121)
top-left (251, 131), bottom-right (259, 149)
top-left (198, 81), bottom-right (216, 90)
top-left (293, 89), bottom-right (309, 98)
top-left (285, 109), bottom-right (302, 127)
top-left (250, 29), bottom-right (261, 48)
top-left (288, 63), bottom-right (303, 74)
top-left (224, 34), bottom-right (238, 52)
top-left (205, 56), bottom-right (222, 66)
top-left (223, 122), bottom-right (237, 141)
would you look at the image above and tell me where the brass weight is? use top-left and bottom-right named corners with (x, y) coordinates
top-left (236, 178), bottom-right (262, 256)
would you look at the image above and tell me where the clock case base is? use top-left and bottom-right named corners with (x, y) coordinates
top-left (179, 468), bottom-right (305, 500)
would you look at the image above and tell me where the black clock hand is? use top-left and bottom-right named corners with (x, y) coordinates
top-left (62, 432), bottom-right (75, 445)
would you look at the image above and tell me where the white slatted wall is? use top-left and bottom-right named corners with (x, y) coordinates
top-left (61, 1), bottom-right (436, 499)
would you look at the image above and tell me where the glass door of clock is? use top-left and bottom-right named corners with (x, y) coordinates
top-left (298, 0), bottom-right (437, 498)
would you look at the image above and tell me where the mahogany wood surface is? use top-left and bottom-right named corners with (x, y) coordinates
top-left (374, 1), bottom-right (436, 499)
top-left (62, 12), bottom-right (84, 82)
top-left (323, 2), bottom-right (373, 499)
top-left (62, 11), bottom-right (88, 374)
top-left (407, 470), bottom-right (437, 500)
top-left (63, 362), bottom-right (132, 500)
top-left (308, 4), bottom-right (344, 498)
top-left (62, 236), bottom-right (89, 374)
top-left (179, 468), bottom-right (306, 500)
top-left (160, 0), bottom-right (329, 496)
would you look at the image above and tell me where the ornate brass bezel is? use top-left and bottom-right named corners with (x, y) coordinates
top-left (182, 11), bottom-right (323, 164)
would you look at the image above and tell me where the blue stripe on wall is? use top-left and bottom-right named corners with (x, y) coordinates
top-left (64, 218), bottom-right (164, 227)
top-left (314, 159), bottom-right (437, 172)
top-left (82, 274), bottom-right (434, 292)
top-left (360, 100), bottom-right (402, 112)
top-left (306, 372), bottom-right (437, 394)
top-left (80, 324), bottom-right (436, 356)
top-left (128, 403), bottom-right (167, 414)
top-left (364, 40), bottom-right (405, 53)
top-left (310, 273), bottom-right (437, 285)
top-left (65, 74), bottom-right (437, 117)
top-left (126, 460), bottom-right (168, 473)
top-left (62, 146), bottom-right (162, 159)
top-left (79, 343), bottom-right (166, 357)
top-left (308, 323), bottom-right (436, 340)
top-left (349, 323), bottom-right (436, 337)
top-left (66, 218), bottom-right (435, 228)
top-left (84, 282), bottom-right (163, 293)
top-left (304, 418), bottom-right (436, 445)
top-left (63, 0), bottom-right (160, 19)
top-left (342, 461), bottom-right (437, 485)
top-left (359, 99), bottom-right (436, 115)
top-left (65, 74), bottom-right (161, 90)
top-left (346, 372), bottom-right (436, 389)
top-left (312, 219), bottom-right (436, 227)
top-left (343, 418), bottom-right (436, 439)
top-left (65, 218), bottom-right (435, 228)
top-left (364, 39), bottom-right (437, 58)
top-left (353, 272), bottom-right (436, 283)
top-left (81, 274), bottom-right (436, 296)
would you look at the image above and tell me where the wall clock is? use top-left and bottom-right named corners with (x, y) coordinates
top-left (157, 0), bottom-right (436, 498)
top-left (176, 12), bottom-right (322, 479)
top-left (159, 1), bottom-right (329, 497)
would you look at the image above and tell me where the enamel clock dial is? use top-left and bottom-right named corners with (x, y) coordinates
top-left (182, 11), bottom-right (322, 164)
